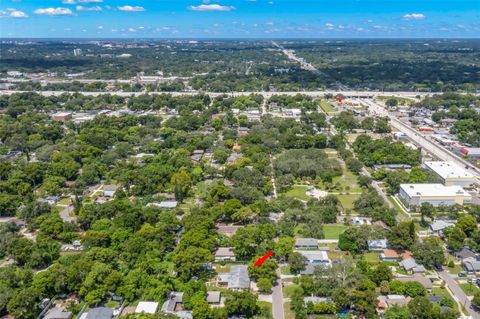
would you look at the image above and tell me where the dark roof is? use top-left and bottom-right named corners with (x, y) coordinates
top-left (455, 248), bottom-right (476, 260)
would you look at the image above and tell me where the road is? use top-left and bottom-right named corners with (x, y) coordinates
top-left (438, 271), bottom-right (480, 319)
top-left (362, 99), bottom-right (480, 178)
top-left (272, 269), bottom-right (285, 319)
top-left (0, 89), bottom-right (448, 99)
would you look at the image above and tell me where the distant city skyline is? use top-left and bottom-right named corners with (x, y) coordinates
top-left (1, 0), bottom-right (479, 38)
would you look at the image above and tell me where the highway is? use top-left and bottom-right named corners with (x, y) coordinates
top-left (0, 89), bottom-right (444, 99)
top-left (362, 99), bottom-right (480, 178)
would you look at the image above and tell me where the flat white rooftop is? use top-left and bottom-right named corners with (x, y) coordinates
top-left (400, 183), bottom-right (470, 198)
top-left (424, 161), bottom-right (475, 180)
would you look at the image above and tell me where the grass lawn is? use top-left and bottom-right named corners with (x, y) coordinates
top-left (281, 266), bottom-right (292, 275)
top-left (388, 196), bottom-right (410, 218)
top-left (58, 197), bottom-right (72, 205)
top-left (283, 284), bottom-right (301, 298)
top-left (258, 301), bottom-right (272, 317)
top-left (284, 185), bottom-right (309, 201)
top-left (104, 300), bottom-right (120, 308)
top-left (363, 252), bottom-right (380, 264)
top-left (320, 101), bottom-right (336, 114)
top-left (214, 263), bottom-right (235, 273)
top-left (432, 287), bottom-right (453, 300)
top-left (323, 224), bottom-right (347, 239)
top-left (284, 301), bottom-right (295, 319)
top-left (331, 170), bottom-right (362, 193)
top-left (459, 283), bottom-right (480, 296)
top-left (336, 194), bottom-right (360, 211)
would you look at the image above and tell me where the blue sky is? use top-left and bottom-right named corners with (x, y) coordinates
top-left (1, 0), bottom-right (479, 38)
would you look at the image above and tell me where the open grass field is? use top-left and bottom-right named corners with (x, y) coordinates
top-left (336, 194), bottom-right (360, 211)
top-left (284, 185), bottom-right (309, 201)
top-left (363, 252), bottom-right (380, 264)
top-left (323, 224), bottom-right (347, 239)
top-left (320, 101), bottom-right (336, 114)
top-left (331, 168), bottom-right (362, 193)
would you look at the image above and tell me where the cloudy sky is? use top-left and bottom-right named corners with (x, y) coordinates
top-left (1, 0), bottom-right (479, 38)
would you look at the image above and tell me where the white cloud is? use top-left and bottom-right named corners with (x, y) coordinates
top-left (128, 27), bottom-right (137, 32)
top-left (34, 7), bottom-right (73, 15)
top-left (62, 0), bottom-right (77, 4)
top-left (188, 4), bottom-right (235, 12)
top-left (0, 8), bottom-right (28, 18)
top-left (76, 5), bottom-right (102, 11)
top-left (118, 5), bottom-right (145, 12)
top-left (97, 25), bottom-right (103, 29)
top-left (325, 23), bottom-right (334, 30)
top-left (403, 13), bottom-right (425, 20)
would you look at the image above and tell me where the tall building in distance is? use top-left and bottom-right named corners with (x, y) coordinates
top-left (73, 48), bottom-right (82, 56)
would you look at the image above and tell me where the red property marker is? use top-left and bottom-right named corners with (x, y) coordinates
top-left (253, 250), bottom-right (273, 268)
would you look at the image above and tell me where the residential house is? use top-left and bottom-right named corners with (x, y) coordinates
top-left (294, 238), bottom-right (318, 250)
top-left (206, 291), bottom-right (222, 306)
top-left (429, 220), bottom-right (456, 235)
top-left (397, 274), bottom-right (433, 292)
top-left (380, 249), bottom-right (401, 262)
top-left (454, 247), bottom-right (477, 261)
top-left (135, 302), bottom-right (159, 314)
top-left (85, 307), bottom-right (113, 319)
top-left (161, 292), bottom-right (193, 319)
top-left (399, 258), bottom-right (426, 273)
top-left (147, 200), bottom-right (178, 209)
top-left (463, 257), bottom-right (480, 273)
top-left (103, 185), bottom-right (119, 198)
top-left (216, 225), bottom-right (243, 237)
top-left (214, 247), bottom-right (236, 262)
top-left (367, 239), bottom-right (388, 251)
top-left (217, 265), bottom-right (250, 291)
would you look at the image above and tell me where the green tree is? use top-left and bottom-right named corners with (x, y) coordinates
top-left (224, 292), bottom-right (259, 318)
top-left (288, 252), bottom-right (307, 274)
top-left (171, 169), bottom-right (192, 201)
top-left (257, 278), bottom-right (273, 293)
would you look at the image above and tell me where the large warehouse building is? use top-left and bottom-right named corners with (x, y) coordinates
top-left (423, 161), bottom-right (477, 187)
top-left (399, 183), bottom-right (472, 209)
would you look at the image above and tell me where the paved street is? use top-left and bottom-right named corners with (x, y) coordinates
top-left (438, 271), bottom-right (480, 319)
top-left (272, 269), bottom-right (285, 319)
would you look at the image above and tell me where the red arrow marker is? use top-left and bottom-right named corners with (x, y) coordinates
top-left (253, 250), bottom-right (273, 268)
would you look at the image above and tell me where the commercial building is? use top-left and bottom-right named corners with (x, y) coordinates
top-left (423, 161), bottom-right (477, 186)
top-left (458, 147), bottom-right (480, 159)
top-left (398, 184), bottom-right (472, 209)
top-left (52, 112), bottom-right (73, 122)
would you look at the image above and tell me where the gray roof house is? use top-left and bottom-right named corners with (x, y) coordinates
top-left (147, 200), bottom-right (178, 209)
top-left (397, 274), bottom-right (433, 291)
top-left (294, 238), bottom-right (318, 250)
top-left (455, 248), bottom-right (477, 261)
top-left (463, 257), bottom-right (480, 273)
top-left (206, 291), bottom-right (221, 304)
top-left (161, 292), bottom-right (193, 319)
top-left (103, 185), bottom-right (119, 198)
top-left (429, 220), bottom-right (456, 234)
top-left (85, 307), bottom-right (113, 319)
top-left (399, 258), bottom-right (426, 273)
top-left (367, 239), bottom-right (388, 251)
top-left (214, 247), bottom-right (236, 261)
top-left (217, 265), bottom-right (250, 291)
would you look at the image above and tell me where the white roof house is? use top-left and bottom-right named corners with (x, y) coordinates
top-left (399, 184), bottom-right (471, 208)
top-left (135, 302), bottom-right (159, 314)
top-left (429, 219), bottom-right (456, 233)
top-left (297, 250), bottom-right (331, 266)
top-left (423, 161), bottom-right (477, 186)
top-left (147, 200), bottom-right (178, 209)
